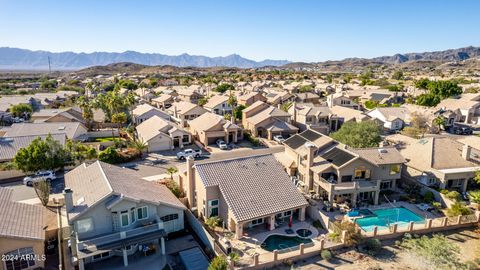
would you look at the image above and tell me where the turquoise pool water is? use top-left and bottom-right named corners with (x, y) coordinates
top-left (261, 235), bottom-right (313, 252)
top-left (355, 207), bottom-right (425, 232)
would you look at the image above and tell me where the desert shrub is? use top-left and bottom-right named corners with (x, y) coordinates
top-left (327, 232), bottom-right (340, 242)
top-left (205, 216), bottom-right (221, 229)
top-left (321, 250), bottom-right (332, 261)
top-left (312, 220), bottom-right (323, 230)
top-left (445, 191), bottom-right (461, 202)
top-left (468, 190), bottom-right (480, 204)
top-left (362, 238), bottom-right (382, 256)
top-left (398, 234), bottom-right (465, 269)
top-left (431, 201), bottom-right (442, 210)
top-left (208, 256), bottom-right (228, 270)
top-left (423, 191), bottom-right (434, 203)
top-left (446, 202), bottom-right (471, 217)
top-left (440, 189), bottom-right (449, 195)
top-left (244, 133), bottom-right (259, 146)
top-left (332, 221), bottom-right (363, 246)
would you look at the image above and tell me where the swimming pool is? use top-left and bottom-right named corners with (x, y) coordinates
top-left (260, 234), bottom-right (313, 252)
top-left (355, 207), bottom-right (425, 232)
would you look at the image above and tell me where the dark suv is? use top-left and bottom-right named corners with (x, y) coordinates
top-left (449, 126), bottom-right (473, 135)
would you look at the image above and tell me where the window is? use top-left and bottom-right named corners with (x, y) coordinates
top-left (428, 178), bottom-right (437, 185)
top-left (390, 164), bottom-right (401, 175)
top-left (161, 214), bottom-right (179, 222)
top-left (341, 175), bottom-right (352, 182)
top-left (208, 199), bottom-right (219, 217)
top-left (130, 209), bottom-right (136, 223)
top-left (137, 206), bottom-right (148, 220)
top-left (182, 135), bottom-right (190, 143)
top-left (354, 167), bottom-right (370, 179)
top-left (92, 252), bottom-right (110, 261)
top-left (380, 181), bottom-right (392, 190)
top-left (283, 210), bottom-right (292, 217)
top-left (120, 212), bottom-right (130, 227)
top-left (251, 218), bottom-right (263, 226)
top-left (4, 247), bottom-right (36, 270)
top-left (76, 218), bottom-right (93, 233)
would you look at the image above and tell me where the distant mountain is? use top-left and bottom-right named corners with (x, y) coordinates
top-left (342, 46), bottom-right (480, 64)
top-left (0, 47), bottom-right (290, 70)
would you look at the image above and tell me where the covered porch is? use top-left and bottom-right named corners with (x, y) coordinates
top-left (231, 207), bottom-right (307, 239)
top-left (313, 176), bottom-right (381, 207)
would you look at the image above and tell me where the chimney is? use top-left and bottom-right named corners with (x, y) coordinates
top-left (304, 142), bottom-right (316, 191)
top-left (186, 156), bottom-right (195, 209)
top-left (292, 102), bottom-right (297, 123)
top-left (462, 144), bottom-right (472, 160)
top-left (64, 188), bottom-right (74, 212)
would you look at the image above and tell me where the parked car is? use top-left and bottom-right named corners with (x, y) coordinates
top-left (23, 170), bottom-right (56, 186)
top-left (216, 140), bottom-right (228, 150)
top-left (176, 149), bottom-right (202, 160)
top-left (449, 126), bottom-right (473, 135)
top-left (273, 135), bottom-right (286, 144)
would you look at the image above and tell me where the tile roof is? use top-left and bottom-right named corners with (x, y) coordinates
top-left (65, 161), bottom-right (185, 220)
top-left (195, 155), bottom-right (308, 222)
top-left (132, 104), bottom-right (169, 119)
top-left (189, 112), bottom-right (238, 132)
top-left (0, 187), bottom-right (45, 240)
top-left (168, 101), bottom-right (204, 115)
top-left (0, 133), bottom-right (67, 161)
top-left (352, 147), bottom-right (406, 165)
top-left (1, 122), bottom-right (85, 139)
top-left (203, 95), bottom-right (229, 109)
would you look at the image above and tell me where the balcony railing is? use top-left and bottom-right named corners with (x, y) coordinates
top-left (77, 222), bottom-right (164, 251)
top-left (316, 177), bottom-right (378, 192)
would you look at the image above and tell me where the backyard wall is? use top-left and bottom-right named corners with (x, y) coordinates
top-left (185, 210), bottom-right (214, 251)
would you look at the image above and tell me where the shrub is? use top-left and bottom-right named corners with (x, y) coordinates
top-left (327, 232), bottom-right (340, 242)
top-left (244, 133), bottom-right (259, 146)
top-left (398, 234), bottom-right (465, 269)
top-left (321, 250), bottom-right (332, 261)
top-left (98, 147), bottom-right (124, 164)
top-left (446, 202), bottom-right (471, 217)
top-left (431, 201), bottom-right (442, 210)
top-left (445, 191), bottom-right (461, 202)
top-left (205, 216), bottom-right (221, 229)
top-left (423, 191), bottom-right (434, 203)
top-left (468, 190), bottom-right (480, 204)
top-left (332, 221), bottom-right (363, 246)
top-left (440, 189), bottom-right (449, 195)
top-left (312, 220), bottom-right (323, 230)
top-left (362, 238), bottom-right (382, 256)
top-left (208, 256), bottom-right (228, 270)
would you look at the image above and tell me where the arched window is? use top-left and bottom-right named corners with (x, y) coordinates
top-left (3, 247), bottom-right (36, 270)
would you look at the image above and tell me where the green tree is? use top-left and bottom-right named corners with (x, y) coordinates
top-left (111, 112), bottom-right (127, 140)
top-left (198, 97), bottom-right (208, 106)
top-left (391, 70), bottom-right (404, 80)
top-left (77, 96), bottom-right (94, 130)
top-left (331, 121), bottom-right (382, 148)
top-left (166, 166), bottom-right (178, 180)
top-left (98, 147), bottom-right (123, 164)
top-left (474, 170), bottom-right (480, 185)
top-left (208, 256), bottom-right (228, 270)
top-left (10, 103), bottom-right (33, 118)
top-left (298, 85), bottom-right (313, 93)
top-left (40, 79), bottom-right (57, 89)
top-left (433, 116), bottom-right (445, 132)
top-left (233, 104), bottom-right (246, 120)
top-left (129, 139), bottom-right (148, 154)
top-left (13, 135), bottom-right (69, 172)
top-left (33, 179), bottom-right (51, 207)
top-left (213, 83), bottom-right (234, 93)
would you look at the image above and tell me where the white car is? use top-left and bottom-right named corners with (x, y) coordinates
top-left (273, 135), bottom-right (286, 144)
top-left (216, 140), bottom-right (228, 150)
top-left (176, 149), bottom-right (202, 160)
top-left (23, 171), bottom-right (56, 186)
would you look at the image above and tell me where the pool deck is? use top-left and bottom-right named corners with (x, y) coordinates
top-left (229, 221), bottom-right (323, 257)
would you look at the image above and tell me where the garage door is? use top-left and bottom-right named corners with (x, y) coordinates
top-left (207, 136), bottom-right (223, 145)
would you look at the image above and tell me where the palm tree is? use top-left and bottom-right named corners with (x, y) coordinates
top-left (129, 139), bottom-right (148, 155)
top-left (227, 93), bottom-right (237, 122)
top-left (111, 112), bottom-right (127, 140)
top-left (433, 116), bottom-right (445, 133)
top-left (77, 96), bottom-right (94, 130)
top-left (166, 167), bottom-right (178, 180)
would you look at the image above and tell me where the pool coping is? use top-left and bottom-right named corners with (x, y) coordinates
top-left (350, 205), bottom-right (428, 232)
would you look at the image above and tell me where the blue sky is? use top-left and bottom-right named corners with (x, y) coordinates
top-left (1, 0), bottom-right (479, 62)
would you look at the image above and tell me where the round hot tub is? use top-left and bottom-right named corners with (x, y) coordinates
top-left (296, 228), bottom-right (313, 238)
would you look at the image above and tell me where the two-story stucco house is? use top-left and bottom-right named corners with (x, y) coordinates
top-left (64, 161), bottom-right (186, 269)
top-left (132, 104), bottom-right (170, 125)
top-left (179, 155), bottom-right (308, 239)
top-left (242, 101), bottom-right (298, 139)
top-left (166, 101), bottom-right (208, 127)
top-left (203, 95), bottom-right (233, 116)
top-left (275, 129), bottom-right (405, 207)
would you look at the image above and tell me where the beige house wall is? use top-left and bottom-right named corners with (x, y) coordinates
top-left (0, 237), bottom-right (45, 270)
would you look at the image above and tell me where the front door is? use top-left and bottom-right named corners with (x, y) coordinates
top-left (173, 137), bottom-right (180, 147)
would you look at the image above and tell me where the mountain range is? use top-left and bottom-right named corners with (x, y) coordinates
top-left (0, 47), bottom-right (290, 70)
top-left (0, 46), bottom-right (479, 71)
